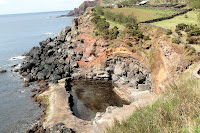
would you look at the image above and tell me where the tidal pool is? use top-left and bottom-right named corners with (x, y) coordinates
top-left (69, 80), bottom-right (130, 121)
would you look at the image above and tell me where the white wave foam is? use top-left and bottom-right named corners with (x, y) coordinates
top-left (9, 56), bottom-right (25, 61)
top-left (44, 32), bottom-right (53, 35)
top-left (19, 90), bottom-right (25, 93)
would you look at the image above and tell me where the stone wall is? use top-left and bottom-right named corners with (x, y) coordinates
top-left (140, 8), bottom-right (192, 23)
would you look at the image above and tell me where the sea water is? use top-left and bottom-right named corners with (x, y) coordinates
top-left (0, 11), bottom-right (74, 133)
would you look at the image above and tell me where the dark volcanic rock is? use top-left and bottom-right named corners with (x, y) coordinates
top-left (20, 22), bottom-right (80, 83)
top-left (23, 83), bottom-right (30, 87)
top-left (0, 70), bottom-right (7, 74)
top-left (39, 37), bottom-right (52, 47)
top-left (11, 64), bottom-right (18, 68)
top-left (31, 88), bottom-right (37, 92)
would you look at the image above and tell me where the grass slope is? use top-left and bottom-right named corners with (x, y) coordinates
top-left (107, 63), bottom-right (200, 133)
top-left (152, 11), bottom-right (200, 51)
top-left (152, 11), bottom-right (200, 31)
top-left (107, 8), bottom-right (175, 22)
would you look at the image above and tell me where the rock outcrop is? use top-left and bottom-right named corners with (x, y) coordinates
top-left (0, 70), bottom-right (7, 74)
top-left (63, 1), bottom-right (99, 17)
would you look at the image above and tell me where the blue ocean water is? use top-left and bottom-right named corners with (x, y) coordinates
top-left (0, 11), bottom-right (74, 133)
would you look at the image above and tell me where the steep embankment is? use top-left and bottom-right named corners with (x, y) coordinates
top-left (21, 8), bottom-right (198, 133)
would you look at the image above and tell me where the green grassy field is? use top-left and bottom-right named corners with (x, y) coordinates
top-left (152, 11), bottom-right (200, 31)
top-left (107, 8), bottom-right (175, 22)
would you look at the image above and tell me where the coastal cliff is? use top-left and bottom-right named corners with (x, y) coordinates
top-left (21, 6), bottom-right (199, 133)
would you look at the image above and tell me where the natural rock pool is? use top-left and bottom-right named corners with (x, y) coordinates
top-left (69, 80), bottom-right (130, 121)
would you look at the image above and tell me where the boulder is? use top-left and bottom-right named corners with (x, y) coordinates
top-left (23, 83), bottom-right (30, 87)
top-left (50, 75), bottom-right (61, 83)
top-left (0, 70), bottom-right (7, 74)
top-left (114, 64), bottom-right (123, 76)
top-left (37, 72), bottom-right (45, 80)
top-left (25, 74), bottom-right (33, 82)
top-left (31, 88), bottom-right (37, 92)
top-left (65, 34), bottom-right (72, 42)
top-left (29, 47), bottom-right (40, 57)
top-left (70, 61), bottom-right (79, 68)
top-left (61, 26), bottom-right (71, 36)
top-left (96, 71), bottom-right (110, 79)
top-left (45, 57), bottom-right (56, 64)
top-left (39, 37), bottom-right (52, 47)
top-left (47, 42), bottom-right (56, 47)
top-left (11, 64), bottom-right (18, 68)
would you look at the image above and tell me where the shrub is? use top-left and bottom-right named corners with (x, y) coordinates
top-left (184, 14), bottom-right (188, 18)
top-left (104, 10), bottom-right (138, 26)
top-left (172, 38), bottom-right (181, 44)
top-left (109, 26), bottom-right (119, 40)
top-left (186, 37), bottom-right (199, 44)
top-left (126, 42), bottom-right (133, 47)
top-left (176, 23), bottom-right (188, 31)
top-left (166, 29), bottom-right (172, 35)
top-left (94, 6), bottom-right (104, 16)
top-left (188, 29), bottom-right (200, 36)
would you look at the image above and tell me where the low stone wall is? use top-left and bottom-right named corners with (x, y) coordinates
top-left (140, 8), bottom-right (192, 23)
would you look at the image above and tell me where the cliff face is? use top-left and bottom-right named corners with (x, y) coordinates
top-left (66, 1), bottom-right (99, 16)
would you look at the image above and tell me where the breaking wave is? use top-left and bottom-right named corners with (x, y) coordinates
top-left (9, 56), bottom-right (25, 61)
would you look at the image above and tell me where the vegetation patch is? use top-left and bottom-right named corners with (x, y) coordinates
top-left (107, 8), bottom-right (175, 22)
top-left (152, 11), bottom-right (200, 31)
top-left (91, 6), bottom-right (149, 41)
top-left (175, 23), bottom-right (200, 44)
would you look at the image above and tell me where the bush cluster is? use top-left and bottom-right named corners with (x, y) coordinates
top-left (166, 29), bottom-right (172, 35)
top-left (91, 11), bottom-right (119, 40)
top-left (188, 29), bottom-right (200, 36)
top-left (123, 23), bottom-right (143, 38)
top-left (172, 38), bottom-right (181, 44)
top-left (91, 6), bottom-right (147, 40)
top-left (175, 23), bottom-right (200, 44)
top-left (104, 11), bottom-right (138, 26)
top-left (186, 37), bottom-right (199, 44)
top-left (92, 6), bottom-right (104, 16)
